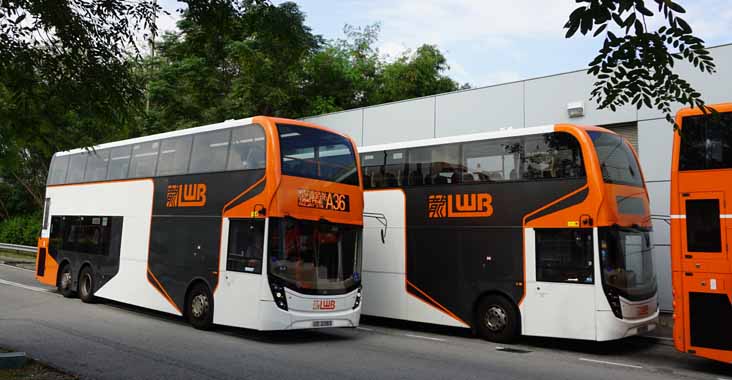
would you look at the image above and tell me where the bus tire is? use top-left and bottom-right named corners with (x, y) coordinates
top-left (78, 266), bottom-right (96, 303)
top-left (186, 283), bottom-right (213, 330)
top-left (57, 263), bottom-right (76, 298)
top-left (475, 295), bottom-right (519, 343)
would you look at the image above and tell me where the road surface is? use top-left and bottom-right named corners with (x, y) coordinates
top-left (0, 263), bottom-right (729, 380)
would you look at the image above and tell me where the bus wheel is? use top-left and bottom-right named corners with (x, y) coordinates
top-left (78, 266), bottom-right (96, 303)
top-left (476, 295), bottom-right (519, 343)
top-left (57, 264), bottom-right (75, 298)
top-left (187, 283), bottom-right (213, 330)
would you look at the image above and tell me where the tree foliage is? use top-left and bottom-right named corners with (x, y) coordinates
top-left (0, 0), bottom-right (160, 211)
top-left (146, 6), bottom-right (464, 130)
top-left (565, 0), bottom-right (715, 125)
top-left (0, 0), bottom-right (464, 222)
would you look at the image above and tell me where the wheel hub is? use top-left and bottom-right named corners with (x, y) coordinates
top-left (61, 271), bottom-right (72, 290)
top-left (191, 294), bottom-right (209, 318)
top-left (484, 305), bottom-right (507, 332)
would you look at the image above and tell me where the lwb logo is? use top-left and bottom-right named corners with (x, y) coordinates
top-left (312, 299), bottom-right (336, 311)
top-left (428, 193), bottom-right (493, 218)
top-left (166, 183), bottom-right (207, 207)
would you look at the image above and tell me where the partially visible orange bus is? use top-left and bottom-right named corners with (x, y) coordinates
top-left (36, 116), bottom-right (364, 331)
top-left (671, 103), bottom-right (732, 363)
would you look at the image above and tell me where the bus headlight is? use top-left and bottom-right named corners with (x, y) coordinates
top-left (605, 288), bottom-right (623, 319)
top-left (270, 282), bottom-right (288, 311)
top-left (353, 287), bottom-right (362, 310)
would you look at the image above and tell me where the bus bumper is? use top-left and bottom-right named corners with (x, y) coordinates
top-left (595, 309), bottom-right (659, 341)
top-left (258, 289), bottom-right (362, 331)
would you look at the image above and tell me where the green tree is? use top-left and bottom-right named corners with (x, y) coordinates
top-left (147, 0), bottom-right (321, 131)
top-left (147, 11), bottom-right (465, 125)
top-left (0, 0), bottom-right (160, 211)
top-left (376, 44), bottom-right (462, 104)
top-left (564, 0), bottom-right (715, 125)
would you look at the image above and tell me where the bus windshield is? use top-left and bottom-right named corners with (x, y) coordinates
top-left (588, 131), bottom-right (643, 187)
top-left (268, 217), bottom-right (362, 295)
top-left (278, 124), bottom-right (359, 186)
top-left (599, 227), bottom-right (656, 300)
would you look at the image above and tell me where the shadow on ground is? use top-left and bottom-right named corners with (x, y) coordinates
top-left (96, 297), bottom-right (357, 345)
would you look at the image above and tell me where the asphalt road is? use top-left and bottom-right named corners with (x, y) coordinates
top-left (0, 263), bottom-right (729, 380)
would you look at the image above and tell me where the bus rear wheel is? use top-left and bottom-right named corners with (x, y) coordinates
top-left (186, 283), bottom-right (213, 330)
top-left (78, 266), bottom-right (96, 303)
top-left (476, 295), bottom-right (519, 343)
top-left (57, 264), bottom-right (75, 298)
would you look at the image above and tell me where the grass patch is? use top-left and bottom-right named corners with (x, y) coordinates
top-left (0, 348), bottom-right (76, 380)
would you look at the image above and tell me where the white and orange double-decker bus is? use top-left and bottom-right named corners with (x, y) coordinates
top-left (671, 103), bottom-right (732, 363)
top-left (35, 116), bottom-right (364, 331)
top-left (358, 124), bottom-right (658, 342)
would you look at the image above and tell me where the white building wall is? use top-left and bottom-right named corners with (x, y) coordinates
top-left (303, 43), bottom-right (732, 312)
top-left (435, 82), bottom-right (524, 136)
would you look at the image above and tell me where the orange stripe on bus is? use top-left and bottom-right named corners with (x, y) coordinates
top-left (407, 280), bottom-right (469, 327)
top-left (147, 269), bottom-right (182, 315)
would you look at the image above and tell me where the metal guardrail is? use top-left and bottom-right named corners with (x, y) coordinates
top-left (0, 243), bottom-right (36, 254)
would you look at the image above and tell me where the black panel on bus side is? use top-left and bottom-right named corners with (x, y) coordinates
top-left (148, 169), bottom-right (265, 312)
top-left (689, 292), bottom-right (732, 350)
top-left (48, 215), bottom-right (124, 292)
top-left (403, 178), bottom-right (586, 327)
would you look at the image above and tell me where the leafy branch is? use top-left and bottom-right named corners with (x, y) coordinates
top-left (564, 0), bottom-right (715, 126)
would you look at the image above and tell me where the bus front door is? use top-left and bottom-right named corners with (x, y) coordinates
top-left (523, 228), bottom-right (597, 340)
top-left (214, 218), bottom-right (266, 328)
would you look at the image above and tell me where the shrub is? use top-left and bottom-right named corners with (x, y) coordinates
top-left (0, 213), bottom-right (42, 246)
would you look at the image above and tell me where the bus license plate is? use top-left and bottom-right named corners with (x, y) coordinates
top-left (313, 320), bottom-right (333, 328)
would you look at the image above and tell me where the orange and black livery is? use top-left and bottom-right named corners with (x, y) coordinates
top-left (35, 115), bottom-right (364, 331)
top-left (670, 103), bottom-right (732, 364)
top-left (359, 122), bottom-right (657, 342)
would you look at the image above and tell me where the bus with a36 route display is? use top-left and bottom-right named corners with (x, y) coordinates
top-left (35, 116), bottom-right (364, 331)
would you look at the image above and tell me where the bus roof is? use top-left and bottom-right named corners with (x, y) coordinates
top-left (55, 117), bottom-right (255, 157)
top-left (358, 124), bottom-right (557, 153)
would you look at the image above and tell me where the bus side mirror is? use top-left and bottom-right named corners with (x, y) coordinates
top-left (580, 215), bottom-right (593, 226)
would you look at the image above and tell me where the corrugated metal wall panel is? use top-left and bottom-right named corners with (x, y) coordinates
top-left (605, 123), bottom-right (639, 152)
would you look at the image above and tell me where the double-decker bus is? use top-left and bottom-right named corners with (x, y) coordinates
top-left (35, 116), bottom-right (364, 331)
top-left (671, 103), bottom-right (732, 363)
top-left (358, 124), bottom-right (658, 342)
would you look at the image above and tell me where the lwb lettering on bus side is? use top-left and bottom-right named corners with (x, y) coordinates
top-left (428, 193), bottom-right (493, 218)
top-left (166, 183), bottom-right (207, 207)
